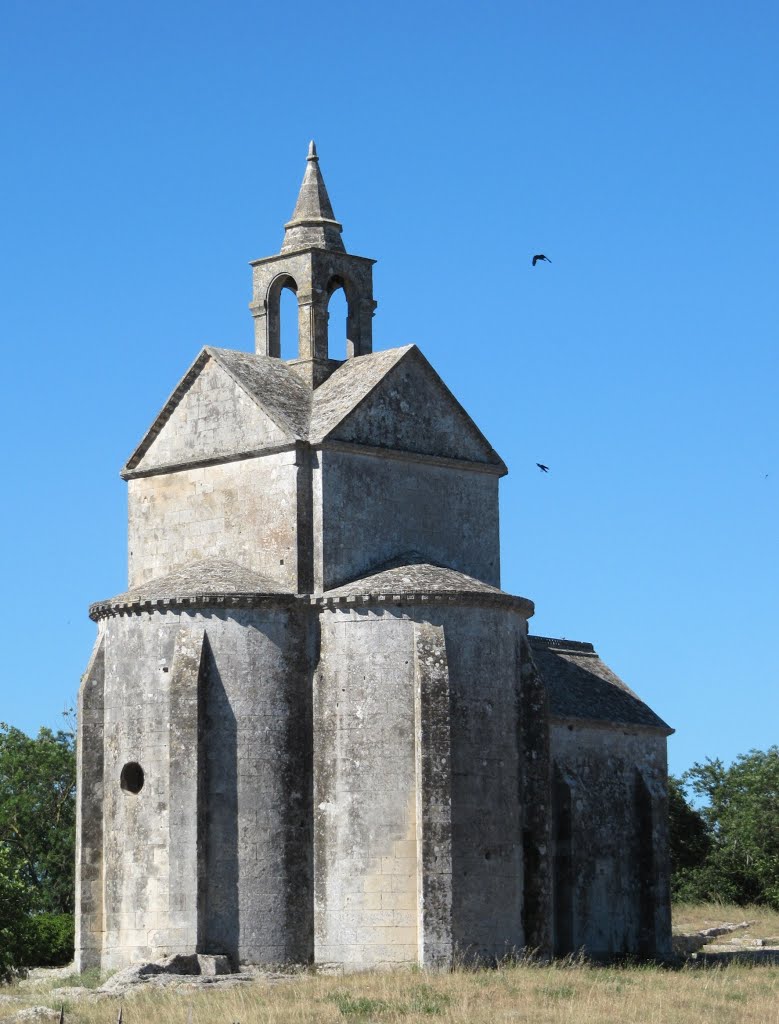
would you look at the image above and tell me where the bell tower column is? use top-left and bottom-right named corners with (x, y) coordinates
top-left (297, 289), bottom-right (330, 363)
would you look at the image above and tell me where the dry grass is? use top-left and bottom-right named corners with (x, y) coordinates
top-left (4, 904), bottom-right (779, 1024)
top-left (10, 959), bottom-right (777, 1024)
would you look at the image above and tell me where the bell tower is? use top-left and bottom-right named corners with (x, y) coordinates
top-left (249, 142), bottom-right (377, 387)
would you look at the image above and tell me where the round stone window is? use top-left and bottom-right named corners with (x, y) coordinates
top-left (120, 762), bottom-right (145, 794)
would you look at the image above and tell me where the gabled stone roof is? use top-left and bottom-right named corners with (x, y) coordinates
top-left (529, 635), bottom-right (672, 733)
top-left (309, 346), bottom-right (412, 442)
top-left (210, 347), bottom-right (312, 439)
top-left (310, 346), bottom-right (505, 468)
top-left (90, 559), bottom-right (291, 619)
top-left (122, 347), bottom-right (311, 475)
top-left (123, 344), bottom-right (503, 478)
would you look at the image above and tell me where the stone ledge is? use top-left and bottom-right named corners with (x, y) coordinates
top-left (90, 588), bottom-right (534, 621)
top-left (89, 592), bottom-right (297, 621)
top-left (311, 590), bottom-right (533, 615)
top-left (529, 636), bottom-right (596, 655)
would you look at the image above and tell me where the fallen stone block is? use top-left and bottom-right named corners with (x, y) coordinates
top-left (196, 955), bottom-right (231, 976)
top-left (97, 953), bottom-right (235, 995)
top-left (698, 920), bottom-right (753, 939)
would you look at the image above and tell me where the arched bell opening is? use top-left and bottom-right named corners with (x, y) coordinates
top-left (326, 277), bottom-right (349, 360)
top-left (280, 287), bottom-right (299, 360)
top-left (266, 274), bottom-right (298, 359)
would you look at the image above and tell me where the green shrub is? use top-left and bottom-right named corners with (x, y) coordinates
top-left (23, 913), bottom-right (75, 967)
top-left (0, 852), bottom-right (33, 982)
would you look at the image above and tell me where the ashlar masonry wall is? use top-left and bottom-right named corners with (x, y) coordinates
top-left (100, 613), bottom-right (182, 968)
top-left (197, 606), bottom-right (313, 966)
top-left (127, 452), bottom-right (299, 589)
top-left (83, 603), bottom-right (313, 971)
top-left (314, 451), bottom-right (501, 591)
top-left (314, 611), bottom-right (421, 967)
top-left (312, 600), bottom-right (530, 968)
top-left (549, 723), bottom-right (672, 957)
top-left (443, 606), bottom-right (526, 959)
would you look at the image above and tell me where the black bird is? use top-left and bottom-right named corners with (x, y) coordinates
top-left (532, 254), bottom-right (551, 266)
top-left (536, 463), bottom-right (549, 473)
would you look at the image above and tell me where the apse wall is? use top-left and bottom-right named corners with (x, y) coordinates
top-left (84, 603), bottom-right (313, 970)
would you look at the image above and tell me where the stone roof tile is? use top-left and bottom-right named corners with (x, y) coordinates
top-left (102, 558), bottom-right (290, 606)
top-left (208, 346), bottom-right (312, 439)
top-left (323, 562), bottom-right (507, 597)
top-left (124, 343), bottom-right (499, 477)
top-left (529, 635), bottom-right (672, 733)
top-left (309, 346), bottom-right (414, 443)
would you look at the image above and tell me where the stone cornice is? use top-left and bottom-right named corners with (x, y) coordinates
top-left (89, 591), bottom-right (298, 622)
top-left (311, 590), bottom-right (534, 615)
top-left (90, 588), bottom-right (533, 622)
top-left (317, 440), bottom-right (507, 476)
top-left (249, 248), bottom-right (376, 267)
top-left (121, 439), bottom-right (505, 481)
top-left (549, 713), bottom-right (674, 737)
top-left (121, 442), bottom-right (301, 480)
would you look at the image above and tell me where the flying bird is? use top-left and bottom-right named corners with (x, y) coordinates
top-left (532, 254), bottom-right (551, 266)
top-left (536, 463), bottom-right (549, 473)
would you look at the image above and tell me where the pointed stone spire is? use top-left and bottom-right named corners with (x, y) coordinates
top-left (281, 141), bottom-right (346, 253)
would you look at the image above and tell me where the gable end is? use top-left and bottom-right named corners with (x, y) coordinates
top-left (322, 347), bottom-right (506, 468)
top-left (122, 349), bottom-right (299, 478)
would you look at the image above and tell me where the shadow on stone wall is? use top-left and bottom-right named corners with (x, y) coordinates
top-left (202, 648), bottom-right (239, 963)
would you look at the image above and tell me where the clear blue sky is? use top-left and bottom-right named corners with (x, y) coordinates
top-left (1, 1), bottom-right (776, 779)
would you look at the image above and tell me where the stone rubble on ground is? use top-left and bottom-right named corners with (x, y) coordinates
top-left (48, 988), bottom-right (92, 1003)
top-left (2, 956), bottom-right (299, 1013)
top-left (96, 954), bottom-right (244, 995)
top-left (698, 921), bottom-right (753, 939)
top-left (672, 920), bottom-right (756, 956)
top-left (16, 967), bottom-right (78, 990)
top-left (0, 1008), bottom-right (62, 1023)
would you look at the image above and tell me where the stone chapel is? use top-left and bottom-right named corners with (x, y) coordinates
top-left (75, 143), bottom-right (673, 972)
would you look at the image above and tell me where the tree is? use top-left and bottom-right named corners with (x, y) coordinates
top-left (0, 721), bottom-right (76, 915)
top-left (684, 747), bottom-right (779, 908)
top-left (0, 719), bottom-right (76, 975)
top-left (0, 846), bottom-right (34, 982)
top-left (667, 774), bottom-right (711, 901)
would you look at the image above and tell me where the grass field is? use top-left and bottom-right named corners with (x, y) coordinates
top-left (4, 904), bottom-right (779, 1024)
